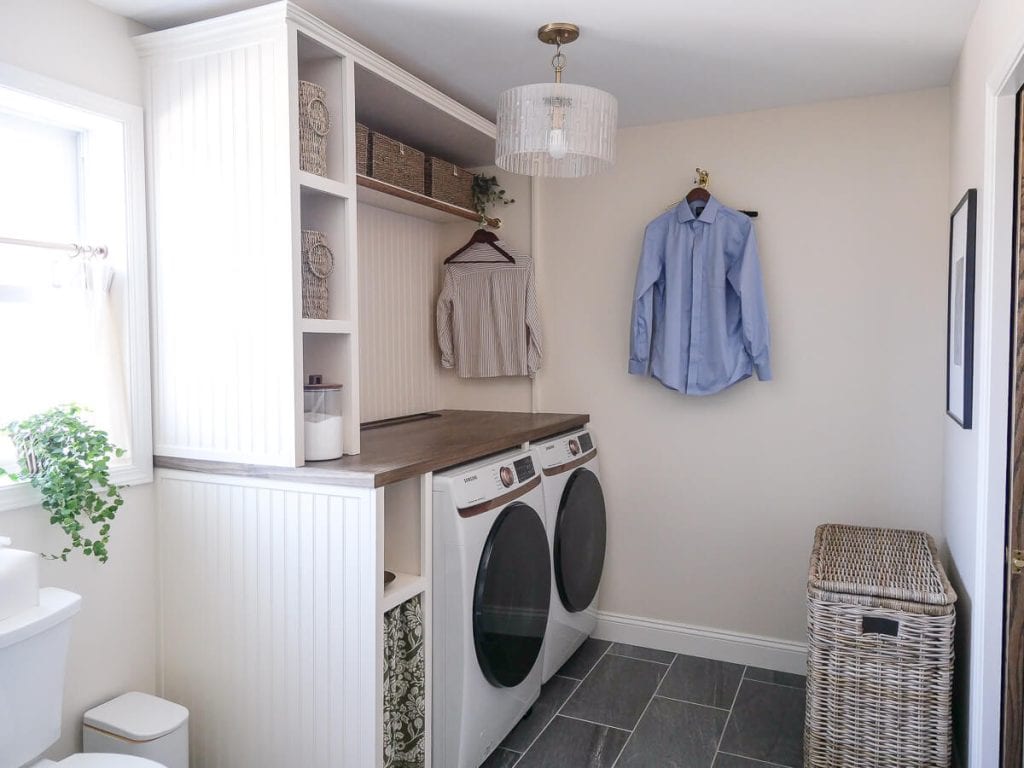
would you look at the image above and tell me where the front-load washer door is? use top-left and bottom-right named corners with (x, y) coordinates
top-left (473, 502), bottom-right (551, 688)
top-left (554, 468), bottom-right (607, 613)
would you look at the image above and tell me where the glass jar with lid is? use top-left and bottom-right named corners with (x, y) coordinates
top-left (303, 375), bottom-right (343, 461)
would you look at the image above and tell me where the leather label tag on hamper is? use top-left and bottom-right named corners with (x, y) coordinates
top-left (861, 616), bottom-right (900, 637)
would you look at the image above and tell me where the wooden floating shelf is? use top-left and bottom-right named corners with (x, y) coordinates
top-left (381, 571), bottom-right (426, 613)
top-left (356, 174), bottom-right (499, 228)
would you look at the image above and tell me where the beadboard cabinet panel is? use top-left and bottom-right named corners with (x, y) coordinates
top-left (145, 33), bottom-right (300, 466)
top-left (157, 470), bottom-right (380, 768)
top-left (358, 203), bottom-right (444, 422)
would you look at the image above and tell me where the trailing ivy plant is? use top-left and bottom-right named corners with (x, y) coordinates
top-left (471, 174), bottom-right (515, 218)
top-left (0, 404), bottom-right (125, 563)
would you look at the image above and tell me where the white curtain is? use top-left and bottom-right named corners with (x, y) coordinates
top-left (1, 250), bottom-right (131, 467)
top-left (51, 256), bottom-right (131, 456)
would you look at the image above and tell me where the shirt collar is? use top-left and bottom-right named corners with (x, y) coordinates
top-left (676, 195), bottom-right (722, 224)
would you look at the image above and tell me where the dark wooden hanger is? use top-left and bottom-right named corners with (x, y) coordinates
top-left (685, 186), bottom-right (711, 205)
top-left (444, 228), bottom-right (514, 264)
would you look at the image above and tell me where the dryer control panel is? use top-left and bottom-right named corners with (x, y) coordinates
top-left (448, 451), bottom-right (537, 509)
top-left (536, 429), bottom-right (595, 470)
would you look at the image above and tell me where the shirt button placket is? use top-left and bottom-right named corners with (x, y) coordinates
top-left (686, 222), bottom-right (702, 392)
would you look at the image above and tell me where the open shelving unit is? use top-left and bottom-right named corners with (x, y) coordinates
top-left (294, 29), bottom-right (361, 456)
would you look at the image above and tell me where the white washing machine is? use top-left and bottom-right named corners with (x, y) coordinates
top-left (532, 427), bottom-right (607, 683)
top-left (433, 448), bottom-right (551, 768)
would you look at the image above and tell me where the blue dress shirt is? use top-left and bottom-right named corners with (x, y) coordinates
top-left (629, 196), bottom-right (772, 395)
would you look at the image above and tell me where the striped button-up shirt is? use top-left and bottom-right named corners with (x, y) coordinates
top-left (629, 196), bottom-right (772, 395)
top-left (436, 242), bottom-right (543, 378)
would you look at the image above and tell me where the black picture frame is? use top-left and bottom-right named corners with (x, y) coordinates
top-left (946, 188), bottom-right (977, 429)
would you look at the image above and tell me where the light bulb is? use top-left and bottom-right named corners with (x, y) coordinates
top-left (547, 128), bottom-right (567, 160)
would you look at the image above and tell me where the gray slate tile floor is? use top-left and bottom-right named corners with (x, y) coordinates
top-left (483, 639), bottom-right (805, 768)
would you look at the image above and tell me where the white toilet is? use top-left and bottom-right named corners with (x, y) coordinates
top-left (0, 587), bottom-right (175, 768)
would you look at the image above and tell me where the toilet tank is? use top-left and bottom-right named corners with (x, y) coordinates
top-left (0, 589), bottom-right (82, 768)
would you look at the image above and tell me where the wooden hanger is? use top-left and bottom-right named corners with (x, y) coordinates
top-left (444, 228), bottom-right (514, 264)
top-left (667, 167), bottom-right (759, 218)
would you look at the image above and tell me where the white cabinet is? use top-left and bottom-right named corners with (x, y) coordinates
top-left (156, 471), bottom-right (379, 767)
top-left (140, 2), bottom-right (503, 468)
top-left (141, 4), bottom-right (502, 766)
top-left (139, 4), bottom-right (361, 466)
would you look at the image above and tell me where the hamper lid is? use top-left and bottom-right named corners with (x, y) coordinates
top-left (84, 691), bottom-right (188, 741)
top-left (808, 524), bottom-right (956, 610)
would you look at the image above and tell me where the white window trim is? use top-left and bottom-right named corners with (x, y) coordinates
top-left (0, 63), bottom-right (152, 513)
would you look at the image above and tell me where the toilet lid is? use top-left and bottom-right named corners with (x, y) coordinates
top-left (84, 692), bottom-right (189, 741)
top-left (59, 756), bottom-right (164, 767)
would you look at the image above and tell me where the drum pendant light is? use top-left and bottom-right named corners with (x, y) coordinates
top-left (496, 23), bottom-right (618, 178)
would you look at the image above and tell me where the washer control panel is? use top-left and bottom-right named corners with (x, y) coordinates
top-left (536, 429), bottom-right (595, 470)
top-left (449, 451), bottom-right (536, 509)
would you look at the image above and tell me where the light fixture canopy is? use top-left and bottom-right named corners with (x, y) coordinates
top-left (496, 23), bottom-right (617, 178)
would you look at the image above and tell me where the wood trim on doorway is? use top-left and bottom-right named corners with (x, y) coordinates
top-left (1002, 83), bottom-right (1024, 768)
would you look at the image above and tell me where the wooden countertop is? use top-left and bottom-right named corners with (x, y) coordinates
top-left (154, 409), bottom-right (589, 488)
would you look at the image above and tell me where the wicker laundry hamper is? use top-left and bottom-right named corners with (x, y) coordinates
top-left (301, 229), bottom-right (334, 319)
top-left (298, 80), bottom-right (331, 176)
top-left (805, 524), bottom-right (956, 768)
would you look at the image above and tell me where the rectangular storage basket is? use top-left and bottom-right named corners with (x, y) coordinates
top-left (369, 131), bottom-right (424, 194)
top-left (805, 524), bottom-right (956, 768)
top-left (425, 157), bottom-right (474, 210)
top-left (301, 229), bottom-right (334, 319)
top-left (356, 123), bottom-right (369, 176)
top-left (298, 80), bottom-right (331, 177)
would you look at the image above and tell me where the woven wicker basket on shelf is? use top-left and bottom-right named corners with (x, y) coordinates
top-left (425, 157), bottom-right (474, 209)
top-left (805, 524), bottom-right (956, 768)
top-left (298, 80), bottom-right (331, 177)
top-left (301, 229), bottom-right (334, 319)
top-left (356, 123), bottom-right (369, 176)
top-left (369, 131), bottom-right (424, 194)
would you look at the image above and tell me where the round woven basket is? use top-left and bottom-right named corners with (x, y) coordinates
top-left (298, 80), bottom-right (330, 177)
top-left (301, 229), bottom-right (334, 319)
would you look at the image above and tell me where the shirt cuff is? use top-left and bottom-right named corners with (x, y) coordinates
top-left (628, 359), bottom-right (648, 375)
top-left (754, 359), bottom-right (772, 381)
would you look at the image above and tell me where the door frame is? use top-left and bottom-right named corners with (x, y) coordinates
top-left (1003, 86), bottom-right (1024, 768)
top-left (973, 27), bottom-right (1024, 768)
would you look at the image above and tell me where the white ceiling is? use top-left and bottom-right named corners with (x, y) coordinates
top-left (91, 0), bottom-right (979, 127)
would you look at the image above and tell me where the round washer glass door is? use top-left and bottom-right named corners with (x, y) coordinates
top-left (554, 467), bottom-right (607, 613)
top-left (473, 502), bottom-right (552, 688)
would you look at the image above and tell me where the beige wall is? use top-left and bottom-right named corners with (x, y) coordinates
top-left (0, 0), bottom-right (157, 761)
top-left (943, 1), bottom-right (1024, 765)
top-left (535, 88), bottom-right (950, 643)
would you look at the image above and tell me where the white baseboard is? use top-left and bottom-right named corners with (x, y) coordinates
top-left (593, 610), bottom-right (807, 675)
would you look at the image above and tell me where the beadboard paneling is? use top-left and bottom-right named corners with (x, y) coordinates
top-left (358, 203), bottom-right (443, 422)
top-left (157, 471), bottom-right (378, 768)
top-left (146, 37), bottom-right (299, 465)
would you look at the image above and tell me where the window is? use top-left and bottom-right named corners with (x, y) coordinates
top-left (0, 64), bottom-right (151, 510)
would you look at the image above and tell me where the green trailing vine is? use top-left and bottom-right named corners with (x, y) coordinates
top-left (0, 404), bottom-right (125, 563)
top-left (472, 174), bottom-right (515, 219)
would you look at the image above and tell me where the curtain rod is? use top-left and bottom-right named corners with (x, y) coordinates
top-left (0, 235), bottom-right (107, 258)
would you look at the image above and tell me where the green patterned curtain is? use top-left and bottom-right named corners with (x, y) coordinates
top-left (383, 594), bottom-right (425, 768)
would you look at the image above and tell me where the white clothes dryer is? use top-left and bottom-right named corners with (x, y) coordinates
top-left (532, 427), bottom-right (607, 683)
top-left (433, 448), bottom-right (551, 768)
